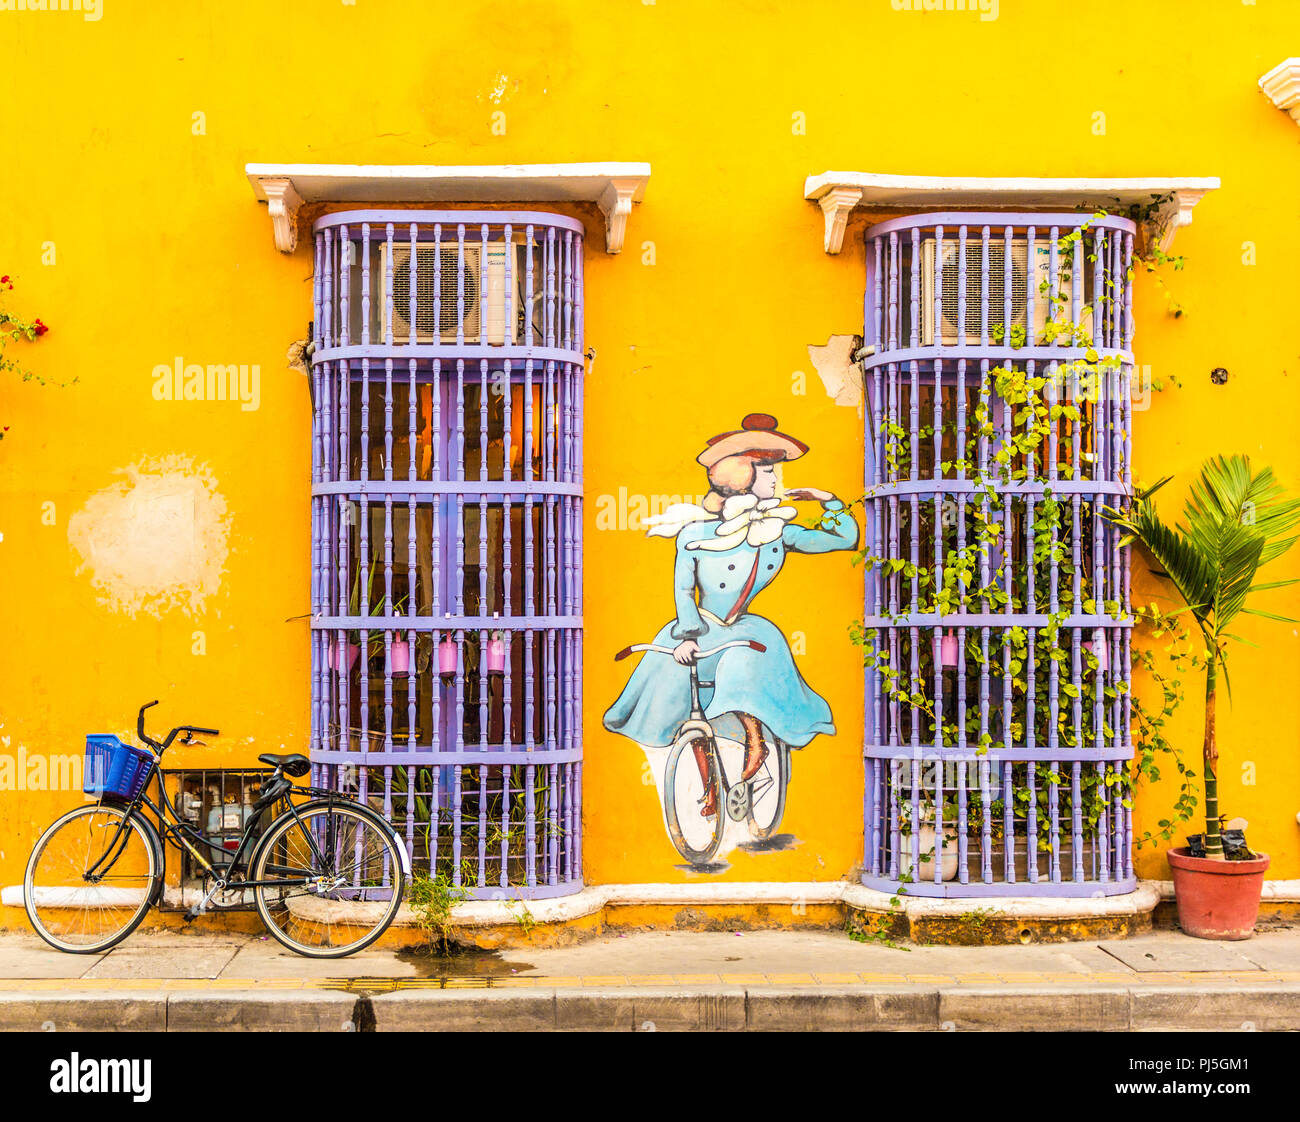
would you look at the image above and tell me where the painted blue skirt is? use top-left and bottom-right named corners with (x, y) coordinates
top-left (602, 612), bottom-right (835, 748)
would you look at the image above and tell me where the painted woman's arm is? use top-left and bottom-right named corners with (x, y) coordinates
top-left (669, 531), bottom-right (708, 640)
top-left (782, 498), bottom-right (860, 554)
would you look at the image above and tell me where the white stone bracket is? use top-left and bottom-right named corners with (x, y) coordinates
top-left (818, 186), bottom-right (864, 254)
top-left (597, 176), bottom-right (644, 255)
top-left (1260, 58), bottom-right (1300, 125)
top-left (1147, 187), bottom-right (1216, 255)
top-left (260, 177), bottom-right (304, 255)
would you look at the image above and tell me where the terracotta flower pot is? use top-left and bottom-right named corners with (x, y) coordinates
top-left (1167, 846), bottom-right (1270, 941)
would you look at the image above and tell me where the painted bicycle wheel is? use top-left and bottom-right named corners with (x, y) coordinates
top-left (746, 736), bottom-right (790, 840)
top-left (663, 730), bottom-right (726, 866)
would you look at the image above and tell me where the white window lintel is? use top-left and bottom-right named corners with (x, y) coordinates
top-left (246, 162), bottom-right (651, 255)
top-left (804, 173), bottom-right (1220, 256)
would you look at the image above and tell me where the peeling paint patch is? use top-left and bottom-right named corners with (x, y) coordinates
top-left (67, 456), bottom-right (230, 618)
top-left (807, 335), bottom-right (864, 416)
top-left (484, 72), bottom-right (517, 105)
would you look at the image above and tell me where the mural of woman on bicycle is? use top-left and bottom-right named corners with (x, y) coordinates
top-left (604, 413), bottom-right (859, 868)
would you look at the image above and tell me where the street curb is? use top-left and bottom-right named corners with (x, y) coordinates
top-left (4, 984), bottom-right (1300, 1031)
top-left (0, 992), bottom-right (168, 1032)
top-left (165, 991), bottom-right (362, 1032)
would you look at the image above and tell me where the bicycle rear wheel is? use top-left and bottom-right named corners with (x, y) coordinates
top-left (746, 737), bottom-right (789, 840)
top-left (251, 802), bottom-right (406, 959)
top-left (24, 804), bottom-right (160, 954)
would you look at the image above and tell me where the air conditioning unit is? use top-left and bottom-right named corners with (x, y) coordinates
top-left (919, 237), bottom-right (1092, 346)
top-left (377, 240), bottom-right (541, 345)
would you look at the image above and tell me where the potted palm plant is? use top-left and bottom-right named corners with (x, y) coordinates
top-left (1108, 454), bottom-right (1299, 939)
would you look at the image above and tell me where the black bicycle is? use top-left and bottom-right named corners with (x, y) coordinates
top-left (23, 701), bottom-right (409, 959)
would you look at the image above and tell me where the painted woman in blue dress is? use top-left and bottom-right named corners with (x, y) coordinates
top-left (603, 413), bottom-right (859, 818)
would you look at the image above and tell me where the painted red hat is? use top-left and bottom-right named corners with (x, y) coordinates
top-left (696, 413), bottom-right (809, 469)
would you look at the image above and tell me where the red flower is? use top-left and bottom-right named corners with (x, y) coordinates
top-left (33, 319), bottom-right (48, 336)
top-left (0, 276), bottom-right (8, 283)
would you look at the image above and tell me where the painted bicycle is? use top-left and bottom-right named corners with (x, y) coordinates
top-left (614, 640), bottom-right (791, 866)
top-left (23, 700), bottom-right (410, 959)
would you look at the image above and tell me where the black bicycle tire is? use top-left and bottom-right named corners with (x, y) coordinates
top-left (24, 804), bottom-right (162, 955)
top-left (250, 801), bottom-right (406, 959)
top-left (663, 733), bottom-right (726, 866)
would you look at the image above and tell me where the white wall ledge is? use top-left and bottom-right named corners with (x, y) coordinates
top-left (8, 878), bottom-right (1298, 928)
top-left (1260, 58), bottom-right (1300, 125)
top-left (246, 162), bottom-right (651, 254)
top-left (804, 172), bottom-right (1220, 255)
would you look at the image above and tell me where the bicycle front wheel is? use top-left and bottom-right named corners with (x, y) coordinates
top-left (24, 804), bottom-right (160, 954)
top-left (251, 803), bottom-right (406, 959)
top-left (663, 732), bottom-right (726, 866)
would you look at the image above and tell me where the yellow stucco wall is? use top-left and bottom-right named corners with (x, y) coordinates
top-left (2, 0), bottom-right (1298, 919)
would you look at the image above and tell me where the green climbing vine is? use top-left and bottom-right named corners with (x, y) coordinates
top-left (846, 209), bottom-right (1195, 865)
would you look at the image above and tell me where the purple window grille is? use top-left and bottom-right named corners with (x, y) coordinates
top-left (309, 211), bottom-right (584, 899)
top-left (860, 212), bottom-right (1136, 897)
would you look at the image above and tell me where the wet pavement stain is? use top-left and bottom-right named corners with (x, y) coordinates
top-left (398, 945), bottom-right (536, 981)
top-left (305, 947), bottom-right (537, 992)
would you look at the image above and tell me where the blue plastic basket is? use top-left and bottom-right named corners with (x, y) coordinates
top-left (83, 735), bottom-right (154, 800)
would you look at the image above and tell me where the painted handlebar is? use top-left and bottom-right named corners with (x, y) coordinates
top-left (613, 640), bottom-right (766, 661)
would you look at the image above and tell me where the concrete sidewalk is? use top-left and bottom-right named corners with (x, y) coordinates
top-left (2, 925), bottom-right (1299, 1031)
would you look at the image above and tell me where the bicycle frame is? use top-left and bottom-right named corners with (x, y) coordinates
top-left (87, 761), bottom-right (346, 892)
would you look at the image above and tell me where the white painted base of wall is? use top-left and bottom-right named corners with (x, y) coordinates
top-left (6, 878), bottom-right (1299, 928)
top-left (424, 880), bottom-right (1167, 929)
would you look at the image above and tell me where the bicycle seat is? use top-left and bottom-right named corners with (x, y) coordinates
top-left (258, 753), bottom-right (311, 778)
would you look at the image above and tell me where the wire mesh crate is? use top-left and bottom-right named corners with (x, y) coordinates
top-left (160, 767), bottom-right (275, 909)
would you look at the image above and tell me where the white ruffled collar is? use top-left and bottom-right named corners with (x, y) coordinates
top-left (644, 493), bottom-right (797, 551)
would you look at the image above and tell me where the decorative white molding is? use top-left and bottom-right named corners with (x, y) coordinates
top-left (817, 186), bottom-right (864, 254)
top-left (804, 172), bottom-right (1221, 255)
top-left (246, 162), bottom-right (651, 254)
top-left (11, 878), bottom-right (1296, 927)
top-left (259, 177), bottom-right (304, 254)
top-left (1147, 185), bottom-right (1217, 255)
top-left (1260, 58), bottom-right (1300, 124)
top-left (844, 882), bottom-right (1163, 920)
top-left (267, 880), bottom-right (1167, 930)
top-left (597, 176), bottom-right (643, 254)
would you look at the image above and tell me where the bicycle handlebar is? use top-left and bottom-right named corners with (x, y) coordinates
top-left (614, 639), bottom-right (766, 662)
top-left (136, 700), bottom-right (221, 753)
top-left (137, 700), bottom-right (159, 743)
